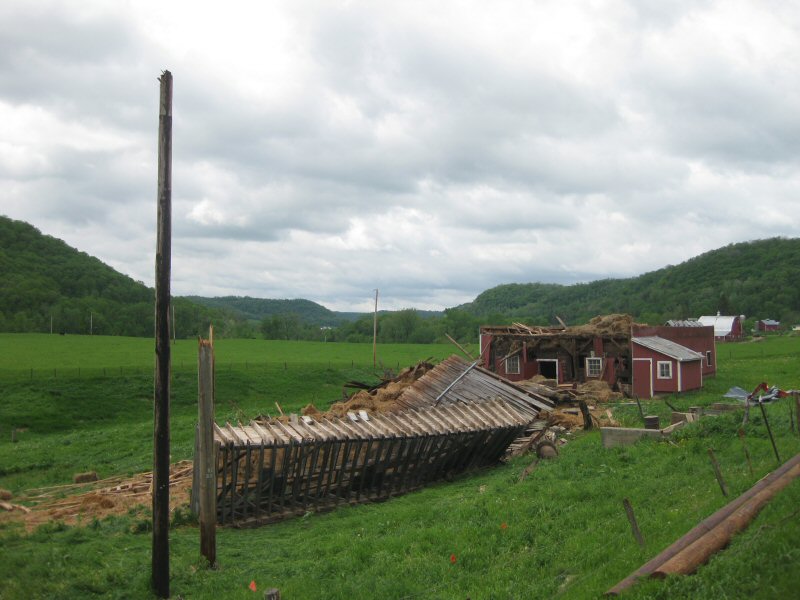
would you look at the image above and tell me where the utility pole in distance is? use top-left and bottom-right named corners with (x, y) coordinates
top-left (373, 289), bottom-right (379, 369)
top-left (152, 70), bottom-right (173, 599)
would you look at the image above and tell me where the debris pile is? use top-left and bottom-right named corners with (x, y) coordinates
top-left (302, 361), bottom-right (435, 418)
top-left (0, 461), bottom-right (193, 531)
top-left (518, 376), bottom-right (624, 406)
top-left (569, 314), bottom-right (641, 336)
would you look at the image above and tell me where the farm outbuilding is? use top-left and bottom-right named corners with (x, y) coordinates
top-left (756, 319), bottom-right (780, 332)
top-left (631, 336), bottom-right (704, 398)
top-left (635, 323), bottom-right (716, 378)
top-left (479, 315), bottom-right (716, 398)
top-left (698, 313), bottom-right (744, 341)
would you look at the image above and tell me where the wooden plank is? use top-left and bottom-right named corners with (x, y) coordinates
top-left (251, 421), bottom-right (276, 446)
top-left (214, 423), bottom-right (233, 445)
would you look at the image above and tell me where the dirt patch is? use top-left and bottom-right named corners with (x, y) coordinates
top-left (0, 461), bottom-right (193, 533)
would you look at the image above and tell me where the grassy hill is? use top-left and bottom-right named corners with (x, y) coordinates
top-left (459, 238), bottom-right (800, 327)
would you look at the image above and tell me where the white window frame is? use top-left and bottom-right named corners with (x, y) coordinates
top-left (505, 354), bottom-right (521, 375)
top-left (585, 357), bottom-right (603, 378)
top-left (657, 361), bottom-right (673, 379)
top-left (706, 351), bottom-right (713, 367)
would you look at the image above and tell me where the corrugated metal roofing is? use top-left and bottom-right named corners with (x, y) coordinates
top-left (698, 315), bottom-right (737, 337)
top-left (665, 319), bottom-right (704, 327)
top-left (396, 355), bottom-right (554, 418)
top-left (760, 319), bottom-right (780, 326)
top-left (632, 336), bottom-right (704, 361)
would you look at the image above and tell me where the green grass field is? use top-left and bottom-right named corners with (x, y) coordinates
top-left (0, 333), bottom-right (467, 378)
top-left (1, 334), bottom-right (799, 599)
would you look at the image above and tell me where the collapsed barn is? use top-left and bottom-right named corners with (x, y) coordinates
top-left (479, 314), bottom-right (716, 398)
top-left (205, 356), bottom-right (553, 527)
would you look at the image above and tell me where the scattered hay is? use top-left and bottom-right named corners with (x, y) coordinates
top-left (0, 489), bottom-right (12, 501)
top-left (73, 471), bottom-right (98, 484)
top-left (301, 403), bottom-right (322, 417)
top-left (569, 314), bottom-right (641, 336)
top-left (576, 380), bottom-right (624, 403)
top-left (313, 361), bottom-right (436, 419)
top-left (0, 461), bottom-right (193, 532)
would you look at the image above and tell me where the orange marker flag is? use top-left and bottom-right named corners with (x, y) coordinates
top-left (249, 580), bottom-right (257, 592)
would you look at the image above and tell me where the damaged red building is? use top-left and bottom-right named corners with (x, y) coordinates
top-left (479, 315), bottom-right (716, 399)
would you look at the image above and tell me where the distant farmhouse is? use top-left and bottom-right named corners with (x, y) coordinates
top-left (697, 313), bottom-right (745, 341)
top-left (755, 319), bottom-right (780, 332)
top-left (479, 315), bottom-right (715, 399)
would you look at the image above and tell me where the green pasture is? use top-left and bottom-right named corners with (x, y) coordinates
top-left (0, 333), bottom-right (465, 378)
top-left (0, 335), bottom-right (799, 599)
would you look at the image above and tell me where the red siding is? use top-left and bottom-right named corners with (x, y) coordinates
top-left (681, 360), bottom-right (702, 391)
top-left (631, 340), bottom-right (703, 398)
top-left (633, 325), bottom-right (716, 377)
top-left (632, 359), bottom-right (652, 398)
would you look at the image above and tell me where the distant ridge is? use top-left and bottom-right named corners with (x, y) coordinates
top-left (458, 237), bottom-right (800, 325)
top-left (185, 296), bottom-right (362, 326)
top-left (2, 214), bottom-right (798, 337)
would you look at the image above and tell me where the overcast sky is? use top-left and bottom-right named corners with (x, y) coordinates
top-left (1, 1), bottom-right (798, 311)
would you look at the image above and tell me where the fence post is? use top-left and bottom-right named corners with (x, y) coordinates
top-left (707, 448), bottom-right (729, 497)
top-left (622, 498), bottom-right (645, 548)
top-left (198, 331), bottom-right (217, 567)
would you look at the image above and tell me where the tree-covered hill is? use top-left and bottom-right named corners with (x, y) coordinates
top-left (0, 216), bottom-right (229, 337)
top-left (459, 237), bottom-right (800, 327)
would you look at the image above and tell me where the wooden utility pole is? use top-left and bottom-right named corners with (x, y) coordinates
top-left (372, 289), bottom-right (378, 369)
top-left (152, 69), bottom-right (173, 599)
top-left (198, 331), bottom-right (216, 566)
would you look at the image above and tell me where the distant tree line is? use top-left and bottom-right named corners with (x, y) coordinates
top-left (257, 308), bottom-right (502, 345)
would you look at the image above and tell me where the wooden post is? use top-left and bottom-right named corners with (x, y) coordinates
top-left (757, 399), bottom-right (781, 464)
top-left (795, 392), bottom-right (800, 437)
top-left (707, 448), bottom-right (728, 497)
top-left (634, 396), bottom-right (645, 422)
top-left (622, 498), bottom-right (645, 548)
top-left (198, 333), bottom-right (217, 566)
top-left (737, 428), bottom-right (754, 476)
top-left (578, 399), bottom-right (593, 431)
top-left (372, 289), bottom-right (378, 369)
top-left (152, 69), bottom-right (172, 599)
